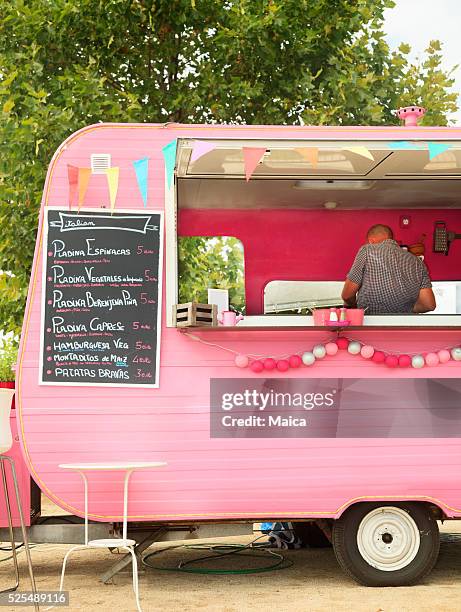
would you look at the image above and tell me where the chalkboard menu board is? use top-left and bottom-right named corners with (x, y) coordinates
top-left (40, 209), bottom-right (163, 387)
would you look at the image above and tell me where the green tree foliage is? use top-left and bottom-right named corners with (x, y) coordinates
top-left (178, 237), bottom-right (245, 312)
top-left (0, 333), bottom-right (18, 381)
top-left (0, 0), bottom-right (458, 332)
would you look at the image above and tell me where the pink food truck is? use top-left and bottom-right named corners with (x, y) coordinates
top-left (7, 108), bottom-right (461, 586)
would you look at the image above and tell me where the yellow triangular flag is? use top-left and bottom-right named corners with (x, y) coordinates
top-left (342, 146), bottom-right (374, 161)
top-left (106, 167), bottom-right (120, 213)
top-left (77, 167), bottom-right (91, 212)
top-left (295, 147), bottom-right (318, 168)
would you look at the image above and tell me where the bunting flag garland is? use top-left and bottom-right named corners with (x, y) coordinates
top-left (387, 141), bottom-right (420, 151)
top-left (77, 167), bottom-right (91, 212)
top-left (190, 141), bottom-right (216, 163)
top-left (133, 157), bottom-right (149, 207)
top-left (294, 147), bottom-right (318, 168)
top-left (181, 330), bottom-right (461, 373)
top-left (106, 167), bottom-right (120, 213)
top-left (67, 165), bottom-right (79, 210)
top-left (342, 146), bottom-right (374, 161)
top-left (162, 139), bottom-right (177, 189)
top-left (242, 147), bottom-right (267, 181)
top-left (427, 142), bottom-right (451, 160)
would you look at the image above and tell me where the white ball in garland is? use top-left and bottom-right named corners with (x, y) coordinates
top-left (302, 351), bottom-right (316, 366)
top-left (234, 354), bottom-right (249, 368)
top-left (348, 341), bottom-right (362, 355)
top-left (360, 345), bottom-right (375, 359)
top-left (312, 344), bottom-right (326, 359)
top-left (411, 355), bottom-right (425, 369)
top-left (451, 347), bottom-right (461, 361)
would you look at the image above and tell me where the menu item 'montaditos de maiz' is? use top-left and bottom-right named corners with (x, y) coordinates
top-left (40, 209), bottom-right (163, 387)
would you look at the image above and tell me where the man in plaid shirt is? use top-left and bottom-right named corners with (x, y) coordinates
top-left (342, 224), bottom-right (436, 315)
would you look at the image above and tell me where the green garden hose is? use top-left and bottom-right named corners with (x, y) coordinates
top-left (142, 539), bottom-right (293, 575)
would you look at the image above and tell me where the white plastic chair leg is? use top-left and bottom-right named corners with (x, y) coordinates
top-left (59, 545), bottom-right (88, 593)
top-left (120, 546), bottom-right (142, 612)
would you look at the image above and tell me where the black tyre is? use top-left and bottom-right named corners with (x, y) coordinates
top-left (332, 502), bottom-right (440, 586)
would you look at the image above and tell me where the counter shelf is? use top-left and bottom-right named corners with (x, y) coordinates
top-left (179, 325), bottom-right (461, 331)
top-left (177, 314), bottom-right (461, 332)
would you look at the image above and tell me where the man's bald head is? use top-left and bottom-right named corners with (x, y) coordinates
top-left (367, 224), bottom-right (394, 244)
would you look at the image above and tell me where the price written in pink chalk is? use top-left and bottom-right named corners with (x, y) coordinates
top-left (136, 370), bottom-right (153, 379)
top-left (140, 292), bottom-right (155, 305)
top-left (144, 269), bottom-right (157, 282)
top-left (136, 341), bottom-right (152, 350)
top-left (137, 245), bottom-right (154, 255)
top-left (133, 322), bottom-right (152, 330)
top-left (133, 355), bottom-right (152, 364)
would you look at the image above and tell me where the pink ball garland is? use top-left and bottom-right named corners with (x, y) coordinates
top-left (385, 355), bottom-right (399, 368)
top-left (235, 340), bottom-right (456, 373)
top-left (250, 360), bottom-right (264, 373)
top-left (235, 354), bottom-right (249, 368)
top-left (360, 345), bottom-right (374, 359)
top-left (425, 352), bottom-right (439, 367)
top-left (276, 359), bottom-right (289, 372)
top-left (289, 354), bottom-right (302, 368)
top-left (336, 337), bottom-right (349, 350)
top-left (372, 350), bottom-right (385, 364)
top-left (398, 354), bottom-right (411, 368)
top-left (325, 342), bottom-right (338, 356)
top-left (438, 349), bottom-right (451, 363)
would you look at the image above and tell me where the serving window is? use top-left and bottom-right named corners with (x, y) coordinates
top-left (178, 235), bottom-right (245, 313)
top-left (167, 137), bottom-right (461, 328)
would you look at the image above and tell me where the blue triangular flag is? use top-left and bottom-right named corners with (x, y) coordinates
top-left (387, 141), bottom-right (420, 150)
top-left (428, 142), bottom-right (450, 160)
top-left (162, 139), bottom-right (177, 189)
top-left (133, 157), bottom-right (149, 207)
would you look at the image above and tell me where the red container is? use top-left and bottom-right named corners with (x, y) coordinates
top-left (346, 308), bottom-right (365, 325)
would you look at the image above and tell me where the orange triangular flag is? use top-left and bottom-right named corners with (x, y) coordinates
top-left (242, 147), bottom-right (266, 181)
top-left (67, 165), bottom-right (78, 210)
top-left (106, 167), bottom-right (120, 213)
top-left (77, 167), bottom-right (91, 211)
top-left (295, 147), bottom-right (318, 168)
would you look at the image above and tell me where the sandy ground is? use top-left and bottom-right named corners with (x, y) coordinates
top-left (1, 496), bottom-right (461, 611)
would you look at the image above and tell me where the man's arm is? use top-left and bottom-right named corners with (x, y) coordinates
top-left (342, 279), bottom-right (360, 308)
top-left (342, 245), bottom-right (366, 307)
top-left (413, 288), bottom-right (436, 313)
top-left (413, 259), bottom-right (435, 313)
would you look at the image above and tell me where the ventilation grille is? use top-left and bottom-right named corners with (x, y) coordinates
top-left (91, 153), bottom-right (111, 174)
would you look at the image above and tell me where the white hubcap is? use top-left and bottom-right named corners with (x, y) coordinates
top-left (357, 507), bottom-right (420, 571)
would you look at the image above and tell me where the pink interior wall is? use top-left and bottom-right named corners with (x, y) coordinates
top-left (179, 209), bottom-right (461, 313)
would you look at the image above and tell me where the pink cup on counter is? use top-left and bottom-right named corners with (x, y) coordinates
top-left (346, 308), bottom-right (365, 325)
top-left (312, 309), bottom-right (331, 325)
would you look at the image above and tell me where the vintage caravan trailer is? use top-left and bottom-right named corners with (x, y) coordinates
top-left (10, 111), bottom-right (461, 586)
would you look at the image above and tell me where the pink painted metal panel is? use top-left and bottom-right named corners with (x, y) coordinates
top-left (15, 123), bottom-right (461, 524)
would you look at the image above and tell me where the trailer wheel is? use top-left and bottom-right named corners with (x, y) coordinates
top-left (332, 502), bottom-right (439, 586)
